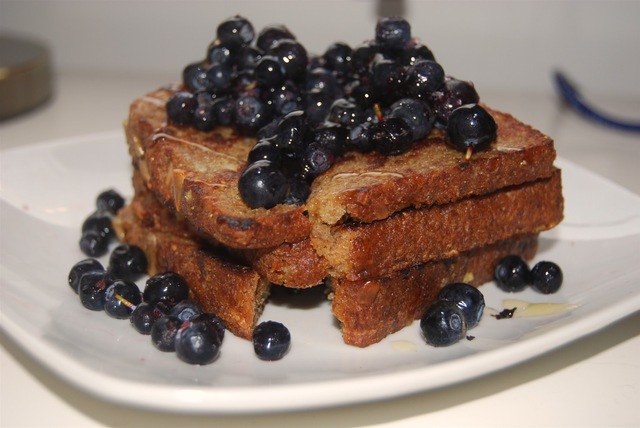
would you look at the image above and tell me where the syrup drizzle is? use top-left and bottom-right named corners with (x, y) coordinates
top-left (152, 132), bottom-right (241, 164)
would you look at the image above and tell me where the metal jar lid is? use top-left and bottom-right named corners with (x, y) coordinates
top-left (0, 35), bottom-right (53, 119)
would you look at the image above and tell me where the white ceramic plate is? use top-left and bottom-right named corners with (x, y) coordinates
top-left (2, 131), bottom-right (640, 414)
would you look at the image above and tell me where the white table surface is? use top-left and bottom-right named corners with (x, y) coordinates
top-left (1, 72), bottom-right (639, 428)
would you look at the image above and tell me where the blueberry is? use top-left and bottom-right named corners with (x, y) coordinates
top-left (170, 299), bottom-right (202, 322)
top-left (234, 93), bottom-right (273, 134)
top-left (437, 282), bottom-right (485, 329)
top-left (175, 318), bottom-right (223, 365)
top-left (266, 81), bottom-right (303, 116)
top-left (494, 255), bottom-right (530, 292)
top-left (216, 15), bottom-right (255, 48)
top-left (304, 68), bottom-right (343, 99)
top-left (351, 41), bottom-right (379, 75)
top-left (388, 98), bottom-right (434, 140)
top-left (446, 104), bottom-right (497, 158)
top-left (312, 123), bottom-right (349, 157)
top-left (96, 189), bottom-right (125, 214)
top-left (206, 42), bottom-right (234, 67)
top-left (400, 43), bottom-right (436, 67)
top-left (144, 272), bottom-right (190, 306)
top-left (210, 95), bottom-right (235, 126)
top-left (108, 244), bottom-right (148, 281)
top-left (256, 25), bottom-right (295, 52)
top-left (304, 89), bottom-right (332, 128)
top-left (166, 91), bottom-right (197, 125)
top-left (283, 176), bottom-right (311, 206)
top-left (274, 110), bottom-right (308, 157)
top-left (68, 258), bottom-right (104, 293)
top-left (323, 42), bottom-right (353, 77)
top-left (192, 92), bottom-right (217, 132)
top-left (349, 120), bottom-right (375, 153)
top-left (327, 98), bottom-right (363, 128)
top-left (206, 62), bottom-right (235, 95)
top-left (530, 261), bottom-right (563, 294)
top-left (193, 313), bottom-right (226, 342)
top-left (371, 117), bottom-right (414, 155)
top-left (269, 39), bottom-right (308, 81)
top-left (431, 78), bottom-right (479, 128)
top-left (182, 61), bottom-right (211, 93)
top-left (301, 143), bottom-right (335, 179)
top-left (82, 211), bottom-right (115, 240)
top-left (420, 300), bottom-right (467, 347)
top-left (347, 80), bottom-right (376, 109)
top-left (130, 301), bottom-right (169, 335)
top-left (78, 270), bottom-right (112, 311)
top-left (254, 55), bottom-right (286, 89)
top-left (104, 279), bottom-right (142, 319)
top-left (238, 160), bottom-right (288, 209)
top-left (150, 315), bottom-right (182, 352)
top-left (375, 17), bottom-right (411, 50)
top-left (79, 230), bottom-right (109, 257)
top-left (369, 57), bottom-right (405, 102)
top-left (252, 320), bottom-right (291, 361)
top-left (248, 137), bottom-right (283, 165)
top-left (404, 59), bottom-right (445, 100)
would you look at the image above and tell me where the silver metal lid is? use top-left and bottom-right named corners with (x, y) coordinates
top-left (0, 35), bottom-right (53, 119)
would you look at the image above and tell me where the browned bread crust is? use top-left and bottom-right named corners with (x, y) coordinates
top-left (125, 87), bottom-right (557, 250)
top-left (331, 234), bottom-right (539, 347)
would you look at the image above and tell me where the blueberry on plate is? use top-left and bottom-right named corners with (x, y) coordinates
top-left (79, 229), bottom-right (110, 257)
top-left (108, 244), bottom-right (148, 281)
top-left (150, 315), bottom-right (183, 352)
top-left (170, 300), bottom-right (203, 322)
top-left (530, 261), bottom-right (563, 294)
top-left (494, 255), bottom-right (530, 292)
top-left (437, 282), bottom-right (485, 329)
top-left (253, 320), bottom-right (291, 361)
top-left (78, 270), bottom-right (112, 311)
top-left (96, 189), bottom-right (125, 215)
top-left (420, 300), bottom-right (467, 347)
top-left (103, 279), bottom-right (142, 319)
top-left (130, 301), bottom-right (168, 335)
top-left (175, 317), bottom-right (223, 365)
top-left (68, 258), bottom-right (104, 293)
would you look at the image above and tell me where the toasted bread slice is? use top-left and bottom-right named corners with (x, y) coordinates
top-left (125, 87), bottom-right (557, 250)
top-left (331, 234), bottom-right (539, 347)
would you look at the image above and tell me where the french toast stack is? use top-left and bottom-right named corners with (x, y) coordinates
top-left (115, 85), bottom-right (563, 347)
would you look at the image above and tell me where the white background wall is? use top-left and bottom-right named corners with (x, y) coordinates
top-left (1, 0), bottom-right (639, 97)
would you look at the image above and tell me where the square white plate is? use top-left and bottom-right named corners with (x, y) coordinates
top-left (1, 131), bottom-right (639, 414)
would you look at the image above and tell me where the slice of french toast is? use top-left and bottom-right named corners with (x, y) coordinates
top-left (125, 87), bottom-right (558, 250)
top-left (330, 234), bottom-right (539, 347)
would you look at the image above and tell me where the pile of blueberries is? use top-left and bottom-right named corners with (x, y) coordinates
top-left (165, 16), bottom-right (497, 209)
top-left (70, 190), bottom-right (291, 364)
